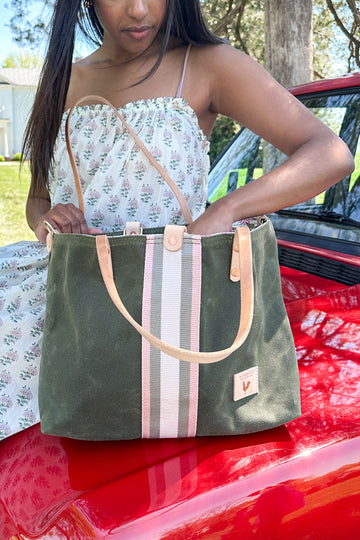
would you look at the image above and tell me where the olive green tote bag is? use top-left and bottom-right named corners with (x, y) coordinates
top-left (39, 96), bottom-right (301, 440)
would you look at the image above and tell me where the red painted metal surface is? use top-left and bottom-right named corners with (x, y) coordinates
top-left (1, 264), bottom-right (360, 539)
top-left (289, 72), bottom-right (360, 95)
top-left (278, 238), bottom-right (360, 268)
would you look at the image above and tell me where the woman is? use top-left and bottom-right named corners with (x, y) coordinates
top-left (0, 0), bottom-right (354, 440)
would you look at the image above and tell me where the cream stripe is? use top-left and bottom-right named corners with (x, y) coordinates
top-left (159, 246), bottom-right (182, 438)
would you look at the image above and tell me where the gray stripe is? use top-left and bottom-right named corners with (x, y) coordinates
top-left (178, 239), bottom-right (193, 437)
top-left (149, 239), bottom-right (163, 438)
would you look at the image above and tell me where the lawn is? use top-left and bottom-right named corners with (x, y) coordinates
top-left (0, 163), bottom-right (36, 246)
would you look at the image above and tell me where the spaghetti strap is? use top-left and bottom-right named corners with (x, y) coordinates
top-left (175, 45), bottom-right (192, 98)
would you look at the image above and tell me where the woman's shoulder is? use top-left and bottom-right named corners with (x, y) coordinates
top-left (189, 43), bottom-right (254, 93)
top-left (65, 60), bottom-right (92, 110)
top-left (191, 43), bottom-right (249, 65)
top-left (65, 51), bottom-right (108, 110)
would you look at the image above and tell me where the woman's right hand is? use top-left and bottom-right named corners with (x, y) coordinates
top-left (34, 203), bottom-right (102, 243)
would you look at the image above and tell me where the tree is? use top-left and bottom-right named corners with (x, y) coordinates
top-left (6, 0), bottom-right (52, 49)
top-left (202, 0), bottom-right (265, 62)
top-left (1, 51), bottom-right (43, 69)
top-left (262, 0), bottom-right (313, 175)
top-left (264, 0), bottom-right (313, 87)
top-left (202, 0), bottom-right (357, 77)
top-left (326, 0), bottom-right (360, 70)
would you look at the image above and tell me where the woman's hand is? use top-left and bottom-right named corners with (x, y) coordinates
top-left (186, 198), bottom-right (235, 236)
top-left (34, 203), bottom-right (101, 243)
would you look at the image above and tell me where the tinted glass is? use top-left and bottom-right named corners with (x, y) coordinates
top-left (208, 89), bottom-right (360, 224)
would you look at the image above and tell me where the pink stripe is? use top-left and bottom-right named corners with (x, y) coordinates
top-left (142, 236), bottom-right (155, 438)
top-left (188, 238), bottom-right (201, 437)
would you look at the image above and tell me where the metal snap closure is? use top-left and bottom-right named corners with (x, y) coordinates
top-left (233, 244), bottom-right (239, 252)
top-left (231, 268), bottom-right (240, 278)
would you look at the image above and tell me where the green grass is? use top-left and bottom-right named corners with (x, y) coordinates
top-left (0, 163), bottom-right (36, 246)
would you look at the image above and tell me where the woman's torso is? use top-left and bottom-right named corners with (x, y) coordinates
top-left (49, 46), bottom-right (211, 230)
top-left (49, 96), bottom-right (210, 230)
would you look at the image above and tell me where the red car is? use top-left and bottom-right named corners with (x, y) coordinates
top-left (1, 74), bottom-right (360, 539)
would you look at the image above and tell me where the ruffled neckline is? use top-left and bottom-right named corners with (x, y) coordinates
top-left (62, 96), bottom-right (209, 146)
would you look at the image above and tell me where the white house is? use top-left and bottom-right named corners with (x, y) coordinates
top-left (0, 68), bottom-right (40, 158)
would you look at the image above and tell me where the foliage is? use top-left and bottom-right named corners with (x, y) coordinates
top-left (0, 156), bottom-right (5, 162)
top-left (201, 0), bottom-right (357, 77)
top-left (0, 163), bottom-right (35, 245)
top-left (202, 0), bottom-right (265, 62)
top-left (1, 51), bottom-right (43, 68)
top-left (208, 115), bottom-right (241, 165)
top-left (6, 0), bottom-right (52, 49)
top-left (326, 0), bottom-right (360, 70)
top-left (12, 153), bottom-right (23, 161)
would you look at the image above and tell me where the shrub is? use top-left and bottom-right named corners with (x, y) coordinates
top-left (0, 155), bottom-right (5, 162)
top-left (209, 115), bottom-right (240, 165)
top-left (12, 153), bottom-right (22, 161)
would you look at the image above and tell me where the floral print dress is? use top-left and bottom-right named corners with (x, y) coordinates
top-left (0, 97), bottom-right (210, 440)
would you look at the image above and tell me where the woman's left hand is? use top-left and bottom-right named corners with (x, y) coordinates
top-left (186, 199), bottom-right (234, 235)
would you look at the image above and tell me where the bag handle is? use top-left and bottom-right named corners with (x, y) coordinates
top-left (65, 95), bottom-right (193, 224)
top-left (95, 226), bottom-right (254, 364)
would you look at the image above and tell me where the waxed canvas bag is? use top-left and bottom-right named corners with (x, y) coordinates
top-left (39, 96), bottom-right (301, 440)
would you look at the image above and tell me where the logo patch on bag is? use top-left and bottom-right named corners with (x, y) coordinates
top-left (233, 367), bottom-right (258, 401)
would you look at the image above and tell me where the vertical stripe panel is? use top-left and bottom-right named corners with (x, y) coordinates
top-left (141, 234), bottom-right (201, 439)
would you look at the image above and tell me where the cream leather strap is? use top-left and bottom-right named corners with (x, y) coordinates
top-left (95, 226), bottom-right (254, 364)
top-left (65, 95), bottom-right (193, 224)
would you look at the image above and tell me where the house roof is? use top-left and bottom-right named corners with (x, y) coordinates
top-left (0, 68), bottom-right (40, 87)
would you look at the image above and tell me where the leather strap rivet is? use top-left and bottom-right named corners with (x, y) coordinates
top-left (231, 268), bottom-right (240, 278)
top-left (233, 244), bottom-right (239, 253)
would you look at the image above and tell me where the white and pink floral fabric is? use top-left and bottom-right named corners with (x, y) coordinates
top-left (0, 97), bottom-right (209, 440)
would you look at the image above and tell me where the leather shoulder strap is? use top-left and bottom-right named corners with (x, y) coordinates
top-left (65, 95), bottom-right (193, 224)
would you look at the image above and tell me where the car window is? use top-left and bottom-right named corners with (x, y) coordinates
top-left (208, 90), bottom-right (360, 224)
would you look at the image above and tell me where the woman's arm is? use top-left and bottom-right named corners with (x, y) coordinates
top-left (187, 45), bottom-right (355, 235)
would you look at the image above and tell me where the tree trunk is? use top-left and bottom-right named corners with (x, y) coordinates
top-left (264, 0), bottom-right (313, 87)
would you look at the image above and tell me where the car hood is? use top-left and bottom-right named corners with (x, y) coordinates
top-left (1, 268), bottom-right (360, 539)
